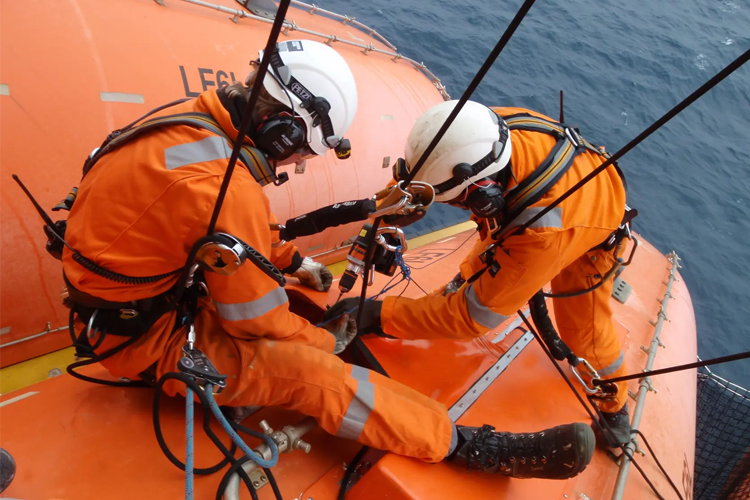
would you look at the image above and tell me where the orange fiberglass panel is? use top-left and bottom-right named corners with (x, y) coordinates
top-left (0, 364), bottom-right (361, 500)
top-left (0, 0), bottom-right (445, 366)
top-left (0, 231), bottom-right (697, 499)
top-left (344, 235), bottom-right (697, 500)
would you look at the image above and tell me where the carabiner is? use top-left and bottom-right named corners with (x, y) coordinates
top-left (569, 357), bottom-right (603, 395)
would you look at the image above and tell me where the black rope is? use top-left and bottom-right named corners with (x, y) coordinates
top-left (231, 422), bottom-right (285, 500)
top-left (215, 456), bottom-right (260, 500)
top-left (406, 228), bottom-right (478, 270)
top-left (337, 445), bottom-right (370, 500)
top-left (504, 46), bottom-right (750, 240)
top-left (264, 468), bottom-right (284, 500)
top-left (594, 350), bottom-right (750, 386)
top-left (153, 373), bottom-right (267, 500)
top-left (400, 0), bottom-right (538, 187)
top-left (517, 309), bottom-right (670, 500)
top-left (152, 373), bottom-right (237, 475)
top-left (205, 0), bottom-right (293, 235)
top-left (585, 396), bottom-right (672, 500)
top-left (632, 430), bottom-right (685, 500)
top-left (66, 307), bottom-right (150, 388)
top-left (541, 259), bottom-right (620, 299)
top-left (355, 218), bottom-right (382, 328)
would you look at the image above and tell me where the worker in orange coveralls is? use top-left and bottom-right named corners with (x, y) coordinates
top-left (62, 41), bottom-right (594, 479)
top-left (328, 99), bottom-right (632, 446)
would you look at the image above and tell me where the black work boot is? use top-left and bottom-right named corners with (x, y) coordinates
top-left (598, 403), bottom-right (631, 447)
top-left (446, 422), bottom-right (595, 479)
top-left (0, 448), bottom-right (16, 493)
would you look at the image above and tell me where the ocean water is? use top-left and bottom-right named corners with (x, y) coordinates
top-left (322, 0), bottom-right (750, 386)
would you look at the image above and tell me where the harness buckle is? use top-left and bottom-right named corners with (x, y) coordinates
top-left (564, 127), bottom-right (583, 148)
top-left (119, 309), bottom-right (139, 320)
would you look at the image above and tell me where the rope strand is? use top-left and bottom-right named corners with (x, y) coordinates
top-left (595, 350), bottom-right (750, 386)
top-left (503, 46), bottom-right (750, 241)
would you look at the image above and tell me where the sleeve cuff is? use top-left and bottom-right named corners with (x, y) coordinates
top-left (281, 252), bottom-right (304, 275)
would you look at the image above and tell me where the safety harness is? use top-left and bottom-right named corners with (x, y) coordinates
top-left (455, 113), bottom-right (634, 399)
top-left (83, 99), bottom-right (281, 185)
top-left (471, 112), bottom-right (634, 278)
top-left (48, 99), bottom-right (288, 383)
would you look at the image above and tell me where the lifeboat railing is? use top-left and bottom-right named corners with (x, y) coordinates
top-left (611, 252), bottom-right (681, 499)
top-left (162, 0), bottom-right (451, 99)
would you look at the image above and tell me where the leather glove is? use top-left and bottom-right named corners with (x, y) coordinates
top-left (292, 257), bottom-right (333, 292)
top-left (323, 298), bottom-right (383, 334)
top-left (323, 313), bottom-right (357, 354)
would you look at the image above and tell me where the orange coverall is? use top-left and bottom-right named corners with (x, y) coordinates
top-left (381, 107), bottom-right (629, 413)
top-left (62, 89), bottom-right (454, 462)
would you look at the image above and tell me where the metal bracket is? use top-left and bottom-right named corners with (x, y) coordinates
top-left (448, 332), bottom-right (534, 421)
top-left (248, 469), bottom-right (269, 490)
top-left (612, 277), bottom-right (632, 304)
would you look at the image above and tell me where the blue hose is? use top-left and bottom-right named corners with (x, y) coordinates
top-left (185, 387), bottom-right (194, 500)
top-left (204, 384), bottom-right (279, 468)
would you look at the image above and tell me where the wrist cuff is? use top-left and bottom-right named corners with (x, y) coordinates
top-left (281, 252), bottom-right (304, 275)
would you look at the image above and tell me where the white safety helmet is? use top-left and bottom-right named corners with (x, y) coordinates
top-left (255, 39), bottom-right (358, 157)
top-left (404, 100), bottom-right (512, 202)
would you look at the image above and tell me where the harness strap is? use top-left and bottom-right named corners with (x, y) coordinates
top-left (495, 113), bottom-right (603, 231)
top-left (83, 111), bottom-right (278, 187)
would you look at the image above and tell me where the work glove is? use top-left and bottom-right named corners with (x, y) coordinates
top-left (292, 257), bottom-right (333, 292)
top-left (323, 313), bottom-right (357, 354)
top-left (323, 298), bottom-right (383, 335)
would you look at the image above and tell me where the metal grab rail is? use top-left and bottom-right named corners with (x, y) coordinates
top-left (291, 0), bottom-right (397, 50)
top-left (611, 252), bottom-right (681, 499)
top-left (167, 0), bottom-right (450, 99)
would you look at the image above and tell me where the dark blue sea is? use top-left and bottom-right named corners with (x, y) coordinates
top-left (323, 0), bottom-right (750, 386)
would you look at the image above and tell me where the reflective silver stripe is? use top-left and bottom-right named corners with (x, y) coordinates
top-left (164, 136), bottom-right (231, 170)
top-left (214, 288), bottom-right (288, 322)
top-left (507, 206), bottom-right (563, 231)
top-left (100, 91), bottom-right (144, 104)
top-left (464, 284), bottom-right (509, 329)
top-left (337, 378), bottom-right (375, 440)
top-left (598, 350), bottom-right (625, 377)
top-left (447, 424), bottom-right (458, 457)
top-left (350, 365), bottom-right (370, 382)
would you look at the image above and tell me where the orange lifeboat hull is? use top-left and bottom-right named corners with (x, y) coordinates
top-left (0, 230), bottom-right (697, 500)
top-left (0, 0), bottom-right (444, 366)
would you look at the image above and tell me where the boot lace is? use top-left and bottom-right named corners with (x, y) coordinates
top-left (466, 425), bottom-right (502, 471)
top-left (508, 430), bottom-right (544, 468)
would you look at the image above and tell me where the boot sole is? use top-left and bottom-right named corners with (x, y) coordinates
top-left (572, 423), bottom-right (596, 475)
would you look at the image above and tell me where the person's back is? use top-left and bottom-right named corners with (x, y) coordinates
top-left (63, 92), bottom-right (253, 302)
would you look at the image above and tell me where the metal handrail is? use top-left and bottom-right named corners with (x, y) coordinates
top-left (170, 0), bottom-right (450, 99)
top-left (611, 252), bottom-right (681, 499)
top-left (291, 1), bottom-right (397, 50)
